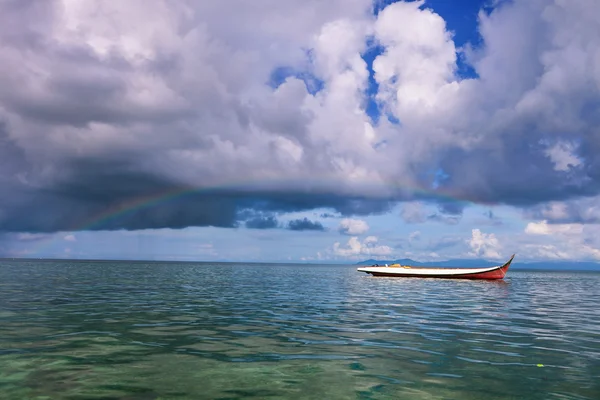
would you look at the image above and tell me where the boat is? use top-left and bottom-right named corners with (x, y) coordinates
top-left (357, 254), bottom-right (515, 280)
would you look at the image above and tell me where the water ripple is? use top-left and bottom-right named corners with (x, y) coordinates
top-left (1, 261), bottom-right (599, 399)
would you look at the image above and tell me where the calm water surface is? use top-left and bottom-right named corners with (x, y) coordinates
top-left (1, 260), bottom-right (599, 399)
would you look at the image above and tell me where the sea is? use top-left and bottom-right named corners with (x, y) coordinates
top-left (1, 260), bottom-right (599, 400)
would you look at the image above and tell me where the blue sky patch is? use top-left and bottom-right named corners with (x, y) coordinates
top-left (268, 66), bottom-right (324, 95)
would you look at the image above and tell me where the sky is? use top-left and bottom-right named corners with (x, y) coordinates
top-left (1, 0), bottom-right (600, 264)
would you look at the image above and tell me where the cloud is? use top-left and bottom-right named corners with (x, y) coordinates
top-left (338, 218), bottom-right (370, 235)
top-left (468, 229), bottom-right (502, 259)
top-left (401, 201), bottom-right (463, 225)
top-left (1, 0), bottom-right (600, 233)
top-left (543, 140), bottom-right (583, 172)
top-left (408, 230), bottom-right (421, 243)
top-left (287, 217), bottom-right (325, 231)
top-left (525, 220), bottom-right (584, 236)
top-left (525, 197), bottom-right (600, 224)
top-left (400, 202), bottom-right (426, 223)
top-left (481, 209), bottom-right (503, 226)
top-left (245, 215), bottom-right (279, 229)
top-left (63, 234), bottom-right (76, 242)
top-left (436, 0), bottom-right (600, 205)
top-left (333, 235), bottom-right (392, 258)
top-left (320, 212), bottom-right (339, 218)
top-left (427, 213), bottom-right (461, 225)
top-left (11, 233), bottom-right (51, 242)
top-left (374, 1), bottom-right (457, 120)
top-left (243, 213), bottom-right (325, 231)
top-left (193, 243), bottom-right (218, 256)
top-left (523, 221), bottom-right (600, 260)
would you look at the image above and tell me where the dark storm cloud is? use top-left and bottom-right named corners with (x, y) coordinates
top-left (319, 212), bottom-right (339, 218)
top-left (0, 0), bottom-right (400, 234)
top-left (1, 151), bottom-right (399, 233)
top-left (524, 197), bottom-right (600, 224)
top-left (1, 182), bottom-right (396, 233)
top-left (244, 195), bottom-right (394, 217)
top-left (286, 218), bottom-right (325, 231)
top-left (0, 120), bottom-right (27, 180)
top-left (0, 139), bottom-right (399, 232)
top-left (436, 135), bottom-right (598, 208)
top-left (437, 201), bottom-right (464, 216)
top-left (1, 187), bottom-right (242, 233)
top-left (245, 215), bottom-right (279, 229)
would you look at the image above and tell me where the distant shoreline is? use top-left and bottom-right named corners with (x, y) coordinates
top-left (1, 257), bottom-right (600, 271)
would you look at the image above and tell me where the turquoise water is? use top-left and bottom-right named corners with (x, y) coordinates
top-left (1, 260), bottom-right (599, 399)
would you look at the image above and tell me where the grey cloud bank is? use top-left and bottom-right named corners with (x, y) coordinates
top-left (1, 0), bottom-right (599, 232)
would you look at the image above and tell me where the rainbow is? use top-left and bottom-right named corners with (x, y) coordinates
top-left (72, 180), bottom-right (483, 231)
top-left (70, 186), bottom-right (192, 231)
top-left (27, 177), bottom-right (491, 257)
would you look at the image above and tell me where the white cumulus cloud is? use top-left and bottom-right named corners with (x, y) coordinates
top-left (468, 229), bottom-right (502, 259)
top-left (333, 236), bottom-right (392, 258)
top-left (523, 221), bottom-right (600, 260)
top-left (338, 218), bottom-right (370, 235)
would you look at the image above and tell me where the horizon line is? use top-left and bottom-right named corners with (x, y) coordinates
top-left (2, 256), bottom-right (600, 270)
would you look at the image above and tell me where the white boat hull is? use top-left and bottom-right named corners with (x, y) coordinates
top-left (357, 255), bottom-right (514, 280)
